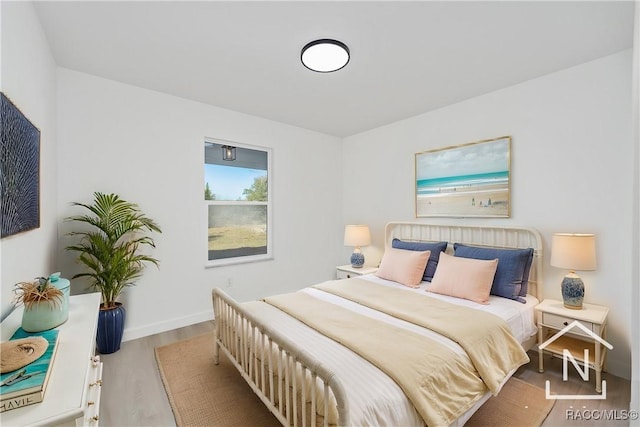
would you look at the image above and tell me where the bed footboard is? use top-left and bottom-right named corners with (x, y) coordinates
top-left (212, 288), bottom-right (350, 427)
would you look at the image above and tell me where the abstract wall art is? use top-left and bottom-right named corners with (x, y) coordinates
top-left (1, 92), bottom-right (40, 237)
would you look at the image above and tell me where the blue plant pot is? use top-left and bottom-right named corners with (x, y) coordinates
top-left (96, 303), bottom-right (126, 354)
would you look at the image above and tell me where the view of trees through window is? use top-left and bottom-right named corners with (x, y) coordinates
top-left (204, 141), bottom-right (270, 263)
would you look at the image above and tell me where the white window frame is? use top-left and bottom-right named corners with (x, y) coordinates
top-left (204, 138), bottom-right (273, 267)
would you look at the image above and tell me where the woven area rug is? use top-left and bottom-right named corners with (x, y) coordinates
top-left (156, 333), bottom-right (554, 427)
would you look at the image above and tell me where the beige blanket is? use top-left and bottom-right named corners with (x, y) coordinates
top-left (263, 279), bottom-right (529, 426)
top-left (314, 278), bottom-right (530, 394)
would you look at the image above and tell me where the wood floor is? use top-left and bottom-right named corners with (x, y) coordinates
top-left (98, 321), bottom-right (214, 427)
top-left (98, 321), bottom-right (631, 427)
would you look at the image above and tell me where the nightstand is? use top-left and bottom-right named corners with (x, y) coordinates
top-left (336, 264), bottom-right (378, 279)
top-left (535, 298), bottom-right (609, 392)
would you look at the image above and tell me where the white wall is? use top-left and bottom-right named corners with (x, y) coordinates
top-left (343, 50), bottom-right (634, 379)
top-left (56, 69), bottom-right (344, 340)
top-left (0, 1), bottom-right (58, 320)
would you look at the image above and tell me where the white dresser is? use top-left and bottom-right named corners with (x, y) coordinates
top-left (1, 293), bottom-right (103, 426)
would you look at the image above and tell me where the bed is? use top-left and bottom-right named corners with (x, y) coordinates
top-left (212, 222), bottom-right (543, 427)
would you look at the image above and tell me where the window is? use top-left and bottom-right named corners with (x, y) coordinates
top-left (204, 140), bottom-right (272, 266)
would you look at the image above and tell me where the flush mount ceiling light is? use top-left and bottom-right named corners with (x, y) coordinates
top-left (301, 39), bottom-right (350, 73)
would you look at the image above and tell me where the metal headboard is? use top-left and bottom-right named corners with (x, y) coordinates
top-left (385, 222), bottom-right (544, 300)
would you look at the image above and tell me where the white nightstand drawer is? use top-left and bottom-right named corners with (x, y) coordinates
top-left (542, 312), bottom-right (594, 336)
top-left (336, 265), bottom-right (378, 280)
top-left (336, 269), bottom-right (352, 279)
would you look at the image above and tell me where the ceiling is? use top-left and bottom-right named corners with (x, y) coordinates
top-left (34, 1), bottom-right (634, 137)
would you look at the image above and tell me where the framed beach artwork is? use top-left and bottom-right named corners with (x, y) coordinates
top-left (415, 136), bottom-right (511, 218)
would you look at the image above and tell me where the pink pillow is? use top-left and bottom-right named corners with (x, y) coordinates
top-left (427, 252), bottom-right (498, 304)
top-left (375, 247), bottom-right (431, 288)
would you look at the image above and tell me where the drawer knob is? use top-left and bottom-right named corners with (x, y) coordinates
top-left (563, 321), bottom-right (569, 326)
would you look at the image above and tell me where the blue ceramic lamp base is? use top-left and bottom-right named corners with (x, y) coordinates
top-left (350, 251), bottom-right (365, 268)
top-left (561, 272), bottom-right (584, 310)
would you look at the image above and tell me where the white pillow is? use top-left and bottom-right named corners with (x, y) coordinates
top-left (427, 252), bottom-right (498, 304)
top-left (375, 247), bottom-right (431, 288)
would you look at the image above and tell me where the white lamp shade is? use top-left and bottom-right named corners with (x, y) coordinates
top-left (344, 225), bottom-right (371, 247)
top-left (550, 233), bottom-right (597, 271)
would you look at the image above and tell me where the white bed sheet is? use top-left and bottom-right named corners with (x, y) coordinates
top-left (243, 276), bottom-right (538, 427)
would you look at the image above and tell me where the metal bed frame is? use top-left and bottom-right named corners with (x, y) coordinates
top-left (212, 222), bottom-right (544, 427)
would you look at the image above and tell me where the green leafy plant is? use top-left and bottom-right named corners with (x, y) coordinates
top-left (13, 276), bottom-right (63, 310)
top-left (65, 192), bottom-right (162, 309)
top-left (242, 175), bottom-right (267, 201)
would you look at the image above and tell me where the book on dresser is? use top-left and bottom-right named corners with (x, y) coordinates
top-left (0, 328), bottom-right (59, 413)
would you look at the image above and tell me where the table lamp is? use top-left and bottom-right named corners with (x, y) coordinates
top-left (550, 233), bottom-right (596, 309)
top-left (344, 225), bottom-right (371, 268)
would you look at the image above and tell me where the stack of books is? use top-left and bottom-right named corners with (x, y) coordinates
top-left (0, 328), bottom-right (59, 413)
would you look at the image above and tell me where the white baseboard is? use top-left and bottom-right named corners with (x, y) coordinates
top-left (122, 310), bottom-right (214, 342)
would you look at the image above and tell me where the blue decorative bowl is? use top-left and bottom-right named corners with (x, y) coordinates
top-left (21, 277), bottom-right (70, 332)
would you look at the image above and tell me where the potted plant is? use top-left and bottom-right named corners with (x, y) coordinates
top-left (13, 273), bottom-right (69, 332)
top-left (65, 192), bottom-right (162, 354)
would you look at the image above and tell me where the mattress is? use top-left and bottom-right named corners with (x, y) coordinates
top-left (242, 275), bottom-right (538, 426)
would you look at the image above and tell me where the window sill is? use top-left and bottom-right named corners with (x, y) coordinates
top-left (205, 254), bottom-right (273, 268)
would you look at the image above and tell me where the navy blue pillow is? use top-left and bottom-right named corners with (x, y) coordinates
top-left (519, 250), bottom-right (534, 297)
top-left (453, 244), bottom-right (534, 303)
top-left (391, 239), bottom-right (448, 282)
